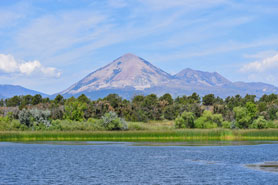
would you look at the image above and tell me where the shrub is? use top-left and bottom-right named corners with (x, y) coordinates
top-left (99, 111), bottom-right (127, 130)
top-left (194, 110), bottom-right (222, 129)
top-left (18, 109), bottom-right (51, 127)
top-left (19, 109), bottom-right (32, 127)
top-left (175, 111), bottom-right (194, 128)
top-left (195, 117), bottom-right (217, 128)
top-left (249, 116), bottom-right (268, 129)
top-left (0, 118), bottom-right (23, 131)
top-left (222, 121), bottom-right (232, 129)
top-left (30, 109), bottom-right (51, 127)
top-left (64, 98), bottom-right (87, 121)
top-left (233, 106), bottom-right (251, 128)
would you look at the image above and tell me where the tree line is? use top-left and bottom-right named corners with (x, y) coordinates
top-left (1, 92), bottom-right (278, 130)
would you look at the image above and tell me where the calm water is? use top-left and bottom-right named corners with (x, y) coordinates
top-left (1, 142), bottom-right (278, 185)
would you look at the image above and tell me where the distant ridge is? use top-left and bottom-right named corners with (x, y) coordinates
top-left (0, 85), bottom-right (48, 98)
top-left (59, 53), bottom-right (278, 99)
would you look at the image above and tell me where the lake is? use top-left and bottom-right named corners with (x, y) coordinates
top-left (1, 141), bottom-right (278, 185)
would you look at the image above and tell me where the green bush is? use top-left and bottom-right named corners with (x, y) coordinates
top-left (18, 109), bottom-right (32, 127)
top-left (0, 116), bottom-right (24, 131)
top-left (64, 98), bottom-right (87, 121)
top-left (265, 120), bottom-right (278, 128)
top-left (30, 109), bottom-right (51, 127)
top-left (222, 121), bottom-right (232, 129)
top-left (18, 109), bottom-right (51, 128)
top-left (194, 111), bottom-right (222, 129)
top-left (99, 111), bottom-right (127, 130)
top-left (233, 107), bottom-right (251, 128)
top-left (175, 111), bottom-right (194, 128)
top-left (249, 116), bottom-right (268, 129)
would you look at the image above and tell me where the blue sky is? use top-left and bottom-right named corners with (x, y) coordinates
top-left (0, 0), bottom-right (278, 94)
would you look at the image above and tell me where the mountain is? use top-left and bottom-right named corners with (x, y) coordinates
top-left (174, 68), bottom-right (232, 86)
top-left (60, 53), bottom-right (278, 99)
top-left (0, 85), bottom-right (48, 99)
top-left (62, 53), bottom-right (173, 96)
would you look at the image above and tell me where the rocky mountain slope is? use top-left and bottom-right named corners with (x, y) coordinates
top-left (174, 68), bottom-right (232, 86)
top-left (62, 53), bottom-right (172, 95)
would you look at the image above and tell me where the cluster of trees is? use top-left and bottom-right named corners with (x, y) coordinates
top-left (1, 92), bottom-right (278, 130)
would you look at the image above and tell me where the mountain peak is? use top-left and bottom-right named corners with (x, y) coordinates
top-left (121, 53), bottom-right (138, 58)
top-left (114, 53), bottom-right (142, 65)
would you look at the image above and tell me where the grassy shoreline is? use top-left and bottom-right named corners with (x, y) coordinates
top-left (1, 129), bottom-right (278, 142)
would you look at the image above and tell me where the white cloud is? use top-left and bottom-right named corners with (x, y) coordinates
top-left (240, 53), bottom-right (278, 72)
top-left (0, 54), bottom-right (18, 73)
top-left (0, 54), bottom-right (61, 77)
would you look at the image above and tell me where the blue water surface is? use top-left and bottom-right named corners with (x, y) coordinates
top-left (0, 142), bottom-right (278, 185)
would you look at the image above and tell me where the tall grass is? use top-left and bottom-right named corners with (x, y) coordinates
top-left (1, 129), bottom-right (278, 142)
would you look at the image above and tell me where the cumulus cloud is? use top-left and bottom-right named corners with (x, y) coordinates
top-left (0, 54), bottom-right (61, 77)
top-left (240, 53), bottom-right (278, 72)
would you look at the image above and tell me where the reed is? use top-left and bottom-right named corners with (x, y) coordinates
top-left (1, 129), bottom-right (278, 142)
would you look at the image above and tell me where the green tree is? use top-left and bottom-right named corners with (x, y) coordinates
top-left (22, 95), bottom-right (33, 106)
top-left (42, 97), bottom-right (51, 104)
top-left (188, 92), bottom-right (201, 104)
top-left (132, 95), bottom-right (144, 104)
top-left (163, 104), bottom-right (181, 120)
top-left (202, 94), bottom-right (215, 106)
top-left (243, 94), bottom-right (256, 104)
top-left (32, 94), bottom-right (42, 105)
top-left (6, 96), bottom-right (21, 107)
top-left (225, 95), bottom-right (243, 110)
top-left (0, 99), bottom-right (3, 106)
top-left (77, 94), bottom-right (90, 104)
top-left (159, 93), bottom-right (173, 105)
top-left (245, 102), bottom-right (258, 121)
top-left (259, 94), bottom-right (277, 103)
top-left (258, 102), bottom-right (267, 112)
top-left (142, 94), bottom-right (161, 120)
top-left (267, 105), bottom-right (278, 120)
top-left (54, 94), bottom-right (64, 105)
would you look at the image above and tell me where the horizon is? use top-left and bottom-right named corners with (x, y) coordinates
top-left (0, 0), bottom-right (278, 94)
